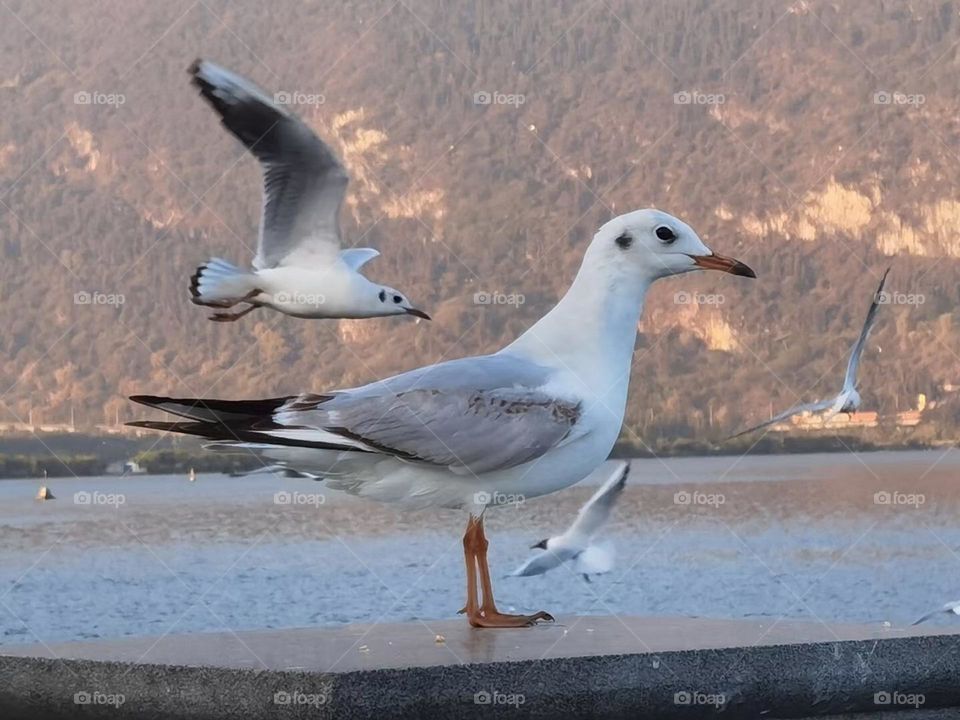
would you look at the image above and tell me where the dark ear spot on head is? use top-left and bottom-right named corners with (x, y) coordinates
top-left (615, 232), bottom-right (632, 250)
top-left (378, 290), bottom-right (386, 302)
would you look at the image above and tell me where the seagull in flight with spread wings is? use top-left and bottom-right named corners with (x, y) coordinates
top-left (913, 600), bottom-right (960, 626)
top-left (130, 208), bottom-right (754, 627)
top-left (729, 268), bottom-right (890, 439)
top-left (509, 461), bottom-right (629, 582)
top-left (187, 60), bottom-right (428, 323)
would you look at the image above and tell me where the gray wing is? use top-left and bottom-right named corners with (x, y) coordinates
top-left (568, 462), bottom-right (629, 538)
top-left (190, 60), bottom-right (347, 269)
top-left (912, 609), bottom-right (941, 626)
top-left (271, 353), bottom-right (582, 475)
top-left (843, 267), bottom-right (890, 391)
top-left (509, 548), bottom-right (577, 578)
top-left (728, 398), bottom-right (836, 440)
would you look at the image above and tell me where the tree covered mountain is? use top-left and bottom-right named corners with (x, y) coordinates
top-left (1, 0), bottom-right (959, 448)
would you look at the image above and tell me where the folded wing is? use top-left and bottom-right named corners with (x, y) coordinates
top-left (129, 355), bottom-right (581, 476)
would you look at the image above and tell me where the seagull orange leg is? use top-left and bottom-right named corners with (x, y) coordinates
top-left (463, 515), bottom-right (554, 628)
top-left (461, 515), bottom-right (480, 619)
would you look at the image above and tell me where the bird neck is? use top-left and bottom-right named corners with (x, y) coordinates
top-left (503, 253), bottom-right (653, 387)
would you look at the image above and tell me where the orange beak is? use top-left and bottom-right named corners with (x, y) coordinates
top-left (689, 253), bottom-right (756, 278)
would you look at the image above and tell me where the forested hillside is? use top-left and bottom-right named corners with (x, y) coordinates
top-left (1, 0), bottom-right (959, 446)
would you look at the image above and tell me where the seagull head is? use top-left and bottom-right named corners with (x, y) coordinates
top-left (591, 208), bottom-right (756, 282)
top-left (374, 286), bottom-right (431, 320)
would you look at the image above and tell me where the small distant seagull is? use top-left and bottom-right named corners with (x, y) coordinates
top-left (187, 60), bottom-right (429, 323)
top-left (729, 268), bottom-right (890, 439)
top-left (913, 600), bottom-right (960, 626)
top-left (228, 464), bottom-right (321, 480)
top-left (509, 462), bottom-right (629, 582)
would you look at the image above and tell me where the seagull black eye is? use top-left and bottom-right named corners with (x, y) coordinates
top-left (378, 290), bottom-right (386, 302)
top-left (393, 295), bottom-right (402, 304)
top-left (655, 225), bottom-right (677, 243)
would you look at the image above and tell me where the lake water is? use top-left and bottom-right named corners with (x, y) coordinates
top-left (2, 449), bottom-right (960, 646)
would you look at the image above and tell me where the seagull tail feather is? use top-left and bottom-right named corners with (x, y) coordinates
top-left (190, 258), bottom-right (258, 308)
top-left (127, 395), bottom-right (357, 452)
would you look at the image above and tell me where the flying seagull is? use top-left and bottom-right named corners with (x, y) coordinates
top-left (187, 60), bottom-right (428, 323)
top-left (228, 464), bottom-right (321, 480)
top-left (913, 600), bottom-right (960, 626)
top-left (729, 267), bottom-right (890, 439)
top-left (130, 208), bottom-right (754, 628)
top-left (509, 461), bottom-right (629, 582)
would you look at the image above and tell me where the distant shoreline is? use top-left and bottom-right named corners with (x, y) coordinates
top-left (614, 434), bottom-right (956, 460)
top-left (0, 434), bottom-right (953, 480)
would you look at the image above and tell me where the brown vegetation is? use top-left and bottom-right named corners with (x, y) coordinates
top-left (1, 0), bottom-right (959, 447)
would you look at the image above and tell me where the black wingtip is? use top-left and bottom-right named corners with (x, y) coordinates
top-left (126, 420), bottom-right (184, 431)
top-left (129, 395), bottom-right (170, 409)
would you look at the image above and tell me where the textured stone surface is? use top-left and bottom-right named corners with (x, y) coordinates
top-left (2, 616), bottom-right (960, 719)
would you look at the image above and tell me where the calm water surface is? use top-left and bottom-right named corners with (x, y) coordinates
top-left (2, 449), bottom-right (959, 644)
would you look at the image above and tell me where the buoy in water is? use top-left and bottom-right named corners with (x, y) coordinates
top-left (35, 485), bottom-right (55, 501)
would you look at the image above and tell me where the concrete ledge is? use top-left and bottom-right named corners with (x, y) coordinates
top-left (3, 617), bottom-right (960, 719)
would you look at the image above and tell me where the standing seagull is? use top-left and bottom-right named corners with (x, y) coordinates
top-left (509, 461), bottom-right (629, 582)
top-left (913, 600), bottom-right (960, 626)
top-left (129, 208), bottom-right (755, 627)
top-left (187, 60), bottom-right (429, 323)
top-left (729, 268), bottom-right (890, 439)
